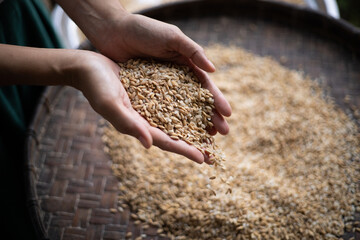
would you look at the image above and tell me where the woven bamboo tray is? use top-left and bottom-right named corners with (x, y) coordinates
top-left (26, 0), bottom-right (360, 239)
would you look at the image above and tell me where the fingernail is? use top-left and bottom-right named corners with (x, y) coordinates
top-left (195, 158), bottom-right (204, 164)
top-left (138, 136), bottom-right (149, 148)
top-left (197, 154), bottom-right (205, 164)
top-left (208, 60), bottom-right (216, 72)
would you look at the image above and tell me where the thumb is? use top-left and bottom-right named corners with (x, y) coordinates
top-left (108, 105), bottom-right (153, 148)
top-left (171, 31), bottom-right (215, 73)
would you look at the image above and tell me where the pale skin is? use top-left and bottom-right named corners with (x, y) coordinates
top-left (0, 0), bottom-right (232, 164)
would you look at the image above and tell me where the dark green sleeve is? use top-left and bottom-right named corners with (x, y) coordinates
top-left (0, 1), bottom-right (64, 239)
top-left (0, 0), bottom-right (63, 132)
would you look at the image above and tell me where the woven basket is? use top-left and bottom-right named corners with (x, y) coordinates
top-left (26, 1), bottom-right (360, 239)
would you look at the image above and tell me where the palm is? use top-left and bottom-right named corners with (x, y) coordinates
top-left (80, 14), bottom-right (232, 164)
top-left (78, 53), bottom-right (207, 163)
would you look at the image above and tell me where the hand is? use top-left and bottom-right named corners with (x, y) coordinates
top-left (94, 14), bottom-right (215, 72)
top-left (56, 0), bottom-right (232, 162)
top-left (91, 14), bottom-right (232, 135)
top-left (75, 51), bottom-right (214, 164)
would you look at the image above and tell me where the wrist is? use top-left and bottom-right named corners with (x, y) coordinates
top-left (56, 0), bottom-right (130, 52)
top-left (0, 45), bottom-right (92, 87)
top-left (57, 49), bottom-right (95, 89)
top-left (90, 12), bottom-right (132, 57)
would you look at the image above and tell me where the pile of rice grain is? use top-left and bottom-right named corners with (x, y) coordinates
top-left (118, 59), bottom-right (225, 168)
top-left (103, 45), bottom-right (360, 240)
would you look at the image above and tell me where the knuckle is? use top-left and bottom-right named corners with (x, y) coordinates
top-left (170, 25), bottom-right (181, 34)
top-left (193, 46), bottom-right (205, 59)
top-left (161, 138), bottom-right (174, 151)
top-left (166, 25), bottom-right (183, 45)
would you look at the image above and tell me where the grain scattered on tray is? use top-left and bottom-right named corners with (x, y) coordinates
top-left (103, 45), bottom-right (360, 239)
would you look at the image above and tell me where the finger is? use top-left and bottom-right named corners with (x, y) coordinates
top-left (105, 104), bottom-right (153, 148)
top-left (212, 110), bottom-right (229, 135)
top-left (148, 126), bottom-right (205, 164)
top-left (164, 57), bottom-right (232, 118)
top-left (207, 126), bottom-right (217, 136)
top-left (204, 154), bottom-right (214, 165)
top-left (136, 114), bottom-right (207, 164)
top-left (170, 30), bottom-right (215, 73)
top-left (190, 64), bottom-right (232, 117)
top-left (137, 114), bottom-right (213, 164)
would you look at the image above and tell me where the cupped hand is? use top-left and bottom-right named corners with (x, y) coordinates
top-left (75, 51), bottom-right (209, 164)
top-left (76, 11), bottom-right (233, 163)
top-left (56, 0), bottom-right (231, 161)
top-left (93, 14), bottom-right (215, 72)
top-left (91, 14), bottom-right (232, 135)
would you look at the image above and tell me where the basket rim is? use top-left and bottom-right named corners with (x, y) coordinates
top-left (24, 1), bottom-right (360, 239)
top-left (25, 86), bottom-right (64, 240)
top-left (136, 0), bottom-right (360, 55)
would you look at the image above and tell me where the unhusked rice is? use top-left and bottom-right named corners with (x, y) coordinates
top-left (103, 45), bottom-right (360, 240)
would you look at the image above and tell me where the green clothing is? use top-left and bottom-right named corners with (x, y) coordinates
top-left (0, 0), bottom-right (62, 239)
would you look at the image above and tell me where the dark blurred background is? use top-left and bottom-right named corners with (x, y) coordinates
top-left (336, 0), bottom-right (360, 27)
top-left (43, 0), bottom-right (360, 28)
